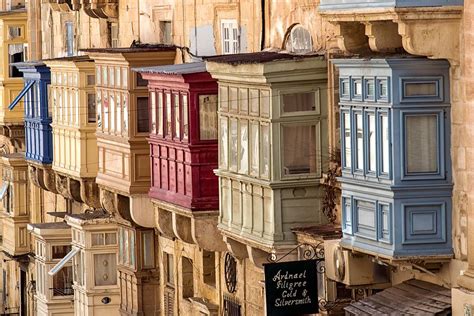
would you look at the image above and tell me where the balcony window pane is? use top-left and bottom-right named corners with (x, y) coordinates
top-left (123, 95), bottom-right (128, 132)
top-left (261, 124), bottom-right (270, 178)
top-left (281, 92), bottom-right (315, 113)
top-left (199, 95), bottom-right (218, 140)
top-left (183, 95), bottom-right (189, 140)
top-left (110, 93), bottom-right (115, 132)
top-left (137, 97), bottom-right (149, 133)
top-left (381, 114), bottom-right (389, 173)
top-left (151, 92), bottom-right (156, 133)
top-left (97, 91), bottom-right (102, 129)
top-left (229, 119), bottom-right (238, 171)
top-left (105, 233), bottom-right (116, 245)
top-left (122, 68), bottom-right (128, 88)
top-left (103, 92), bottom-right (109, 130)
top-left (355, 113), bottom-right (363, 170)
top-left (165, 253), bottom-right (174, 285)
top-left (354, 80), bottom-right (362, 96)
top-left (109, 67), bottom-right (114, 86)
top-left (174, 94), bottom-right (180, 137)
top-left (250, 122), bottom-right (259, 176)
top-left (239, 121), bottom-right (248, 174)
top-left (52, 266), bottom-right (73, 296)
top-left (130, 231), bottom-right (135, 268)
top-left (142, 231), bottom-right (155, 268)
top-left (102, 67), bottom-right (107, 86)
top-left (220, 118), bottom-right (228, 169)
top-left (406, 114), bottom-right (438, 173)
top-left (368, 114), bottom-right (376, 172)
top-left (379, 80), bottom-right (388, 98)
top-left (8, 43), bottom-right (24, 77)
top-left (282, 125), bottom-right (316, 175)
top-left (94, 253), bottom-right (117, 286)
top-left (52, 245), bottom-right (71, 260)
top-left (166, 93), bottom-right (172, 136)
top-left (116, 94), bottom-right (121, 133)
top-left (157, 92), bottom-right (163, 135)
top-left (92, 233), bottom-right (104, 246)
top-left (343, 112), bottom-right (351, 168)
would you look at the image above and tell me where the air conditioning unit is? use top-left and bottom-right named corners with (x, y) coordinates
top-left (324, 239), bottom-right (389, 286)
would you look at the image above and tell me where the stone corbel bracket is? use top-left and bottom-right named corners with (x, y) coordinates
top-left (28, 164), bottom-right (58, 194)
top-left (323, 7), bottom-right (462, 63)
top-left (82, 0), bottom-right (118, 19)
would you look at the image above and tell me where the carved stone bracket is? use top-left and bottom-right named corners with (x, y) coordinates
top-left (172, 213), bottom-right (194, 244)
top-left (28, 165), bottom-right (57, 193)
top-left (324, 7), bottom-right (462, 63)
top-left (55, 173), bottom-right (82, 202)
top-left (80, 179), bottom-right (100, 209)
top-left (155, 207), bottom-right (176, 239)
top-left (191, 216), bottom-right (227, 252)
top-left (223, 236), bottom-right (248, 260)
top-left (81, 0), bottom-right (118, 19)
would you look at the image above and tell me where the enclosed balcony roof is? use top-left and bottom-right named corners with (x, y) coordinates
top-left (205, 51), bottom-right (324, 65)
top-left (133, 62), bottom-right (206, 75)
top-left (81, 44), bottom-right (177, 54)
top-left (319, 0), bottom-right (463, 11)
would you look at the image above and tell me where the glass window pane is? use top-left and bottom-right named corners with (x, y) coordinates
top-left (151, 92), bottom-right (156, 133)
top-left (165, 253), bottom-right (174, 285)
top-left (183, 95), bottom-right (189, 140)
top-left (137, 97), bottom-right (149, 133)
top-left (105, 233), bottom-right (116, 245)
top-left (97, 91), bottom-right (102, 129)
top-left (52, 266), bottom-right (73, 296)
top-left (250, 122), bottom-right (259, 176)
top-left (142, 231), bottom-right (155, 268)
top-left (343, 112), bottom-right (351, 168)
top-left (123, 94), bottom-right (128, 132)
top-left (220, 118), bottom-right (228, 169)
top-left (174, 94), bottom-right (180, 137)
top-left (199, 95), bottom-right (218, 140)
top-left (366, 80), bottom-right (375, 97)
top-left (92, 233), bottom-right (104, 246)
top-left (282, 125), bottom-right (317, 175)
top-left (379, 80), bottom-right (388, 98)
top-left (157, 92), bottom-right (163, 135)
top-left (166, 93), bottom-right (172, 136)
top-left (368, 114), bottom-right (376, 172)
top-left (52, 245), bottom-right (71, 259)
top-left (103, 92), bottom-right (109, 131)
top-left (94, 253), bottom-right (117, 286)
top-left (110, 93), bottom-right (115, 132)
top-left (356, 113), bottom-right (363, 170)
top-left (229, 119), bottom-right (238, 171)
top-left (116, 94), bottom-right (121, 133)
top-left (405, 82), bottom-right (437, 97)
top-left (130, 231), bottom-right (135, 267)
top-left (261, 124), bottom-right (270, 178)
top-left (281, 92), bottom-right (315, 113)
top-left (354, 80), bottom-right (362, 96)
top-left (122, 68), bottom-right (128, 88)
top-left (381, 114), bottom-right (389, 173)
top-left (239, 121), bottom-right (248, 174)
top-left (406, 114), bottom-right (438, 173)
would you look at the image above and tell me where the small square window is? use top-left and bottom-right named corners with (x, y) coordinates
top-left (281, 92), bottom-right (316, 113)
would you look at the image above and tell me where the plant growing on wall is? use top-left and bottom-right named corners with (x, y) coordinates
top-left (322, 147), bottom-right (341, 224)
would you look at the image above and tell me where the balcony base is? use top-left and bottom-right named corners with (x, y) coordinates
top-left (322, 6), bottom-right (462, 62)
top-left (153, 199), bottom-right (226, 252)
top-left (28, 163), bottom-right (57, 194)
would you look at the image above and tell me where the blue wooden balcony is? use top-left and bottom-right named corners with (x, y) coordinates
top-left (319, 0), bottom-right (463, 11)
top-left (332, 57), bottom-right (453, 260)
top-left (11, 62), bottom-right (53, 164)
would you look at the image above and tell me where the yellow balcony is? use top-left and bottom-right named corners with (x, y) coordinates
top-left (0, 10), bottom-right (27, 130)
top-left (0, 153), bottom-right (29, 257)
top-left (45, 56), bottom-right (100, 208)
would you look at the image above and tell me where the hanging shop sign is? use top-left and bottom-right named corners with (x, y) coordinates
top-left (264, 259), bottom-right (319, 315)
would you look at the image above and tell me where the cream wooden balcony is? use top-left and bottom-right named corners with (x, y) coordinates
top-left (206, 52), bottom-right (329, 265)
top-left (45, 56), bottom-right (100, 208)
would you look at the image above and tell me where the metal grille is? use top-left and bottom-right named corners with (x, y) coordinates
top-left (164, 286), bottom-right (174, 316)
top-left (223, 295), bottom-right (241, 316)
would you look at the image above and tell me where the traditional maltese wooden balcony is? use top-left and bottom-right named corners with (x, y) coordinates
top-left (83, 46), bottom-right (176, 228)
top-left (11, 62), bottom-right (58, 196)
top-left (206, 52), bottom-right (329, 266)
top-left (134, 62), bottom-right (226, 253)
top-left (28, 222), bottom-right (74, 316)
top-left (0, 9), bottom-right (27, 150)
top-left (333, 57), bottom-right (453, 262)
top-left (0, 153), bottom-right (29, 258)
top-left (61, 210), bottom-right (120, 316)
top-left (44, 56), bottom-right (100, 208)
